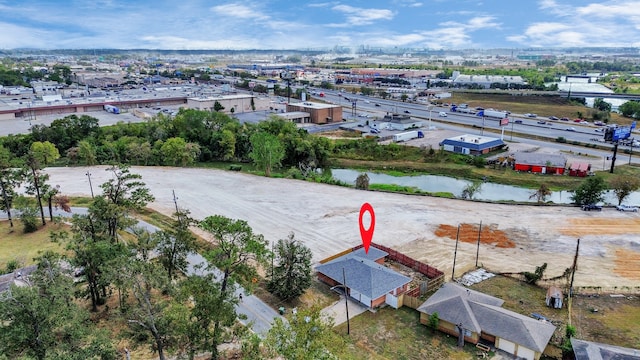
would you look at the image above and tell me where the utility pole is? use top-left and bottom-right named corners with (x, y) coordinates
top-left (568, 238), bottom-right (580, 326)
top-left (172, 189), bottom-right (180, 214)
top-left (475, 221), bottom-right (482, 268)
top-left (343, 267), bottom-right (350, 335)
top-left (452, 224), bottom-right (460, 280)
top-left (610, 142), bottom-right (618, 174)
top-left (86, 172), bottom-right (94, 198)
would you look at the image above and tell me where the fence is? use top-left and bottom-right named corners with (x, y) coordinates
top-left (353, 243), bottom-right (445, 279)
top-left (401, 288), bottom-right (423, 309)
top-left (351, 243), bottom-right (445, 293)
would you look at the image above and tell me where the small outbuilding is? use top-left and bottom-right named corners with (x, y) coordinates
top-left (568, 162), bottom-right (591, 177)
top-left (513, 152), bottom-right (566, 175)
top-left (439, 134), bottom-right (505, 156)
top-left (545, 286), bottom-right (563, 309)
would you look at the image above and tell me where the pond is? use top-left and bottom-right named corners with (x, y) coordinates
top-left (331, 169), bottom-right (640, 205)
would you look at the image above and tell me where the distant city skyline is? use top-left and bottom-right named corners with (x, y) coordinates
top-left (1, 0), bottom-right (640, 51)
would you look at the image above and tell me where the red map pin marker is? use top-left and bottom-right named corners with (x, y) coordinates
top-left (359, 202), bottom-right (375, 254)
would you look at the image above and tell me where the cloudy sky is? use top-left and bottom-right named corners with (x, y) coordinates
top-left (1, 0), bottom-right (639, 50)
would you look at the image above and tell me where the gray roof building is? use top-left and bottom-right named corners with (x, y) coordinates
top-left (513, 152), bottom-right (567, 167)
top-left (571, 338), bottom-right (640, 360)
top-left (316, 256), bottom-right (411, 302)
top-left (418, 283), bottom-right (556, 355)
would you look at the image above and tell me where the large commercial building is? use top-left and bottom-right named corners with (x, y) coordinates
top-left (286, 101), bottom-right (342, 124)
top-left (186, 94), bottom-right (255, 114)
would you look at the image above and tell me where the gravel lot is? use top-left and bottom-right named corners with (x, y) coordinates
top-left (45, 165), bottom-right (640, 290)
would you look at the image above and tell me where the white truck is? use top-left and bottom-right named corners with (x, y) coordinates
top-left (477, 109), bottom-right (508, 119)
top-left (393, 130), bottom-right (424, 142)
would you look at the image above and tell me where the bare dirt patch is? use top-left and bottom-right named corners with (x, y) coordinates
top-left (434, 223), bottom-right (515, 248)
top-left (560, 218), bottom-right (640, 237)
top-left (614, 248), bottom-right (640, 281)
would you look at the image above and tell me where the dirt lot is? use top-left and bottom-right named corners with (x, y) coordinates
top-left (45, 161), bottom-right (640, 291)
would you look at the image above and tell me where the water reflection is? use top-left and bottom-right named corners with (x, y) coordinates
top-left (331, 169), bottom-right (640, 205)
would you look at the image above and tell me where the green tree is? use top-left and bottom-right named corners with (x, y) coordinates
top-left (355, 172), bottom-right (370, 190)
top-left (0, 253), bottom-right (117, 360)
top-left (571, 176), bottom-right (607, 206)
top-left (156, 209), bottom-right (199, 281)
top-left (460, 181), bottom-right (482, 200)
top-left (609, 175), bottom-right (640, 206)
top-left (428, 312), bottom-right (440, 334)
top-left (0, 145), bottom-right (22, 229)
top-left (174, 273), bottom-right (237, 360)
top-left (618, 101), bottom-right (640, 118)
top-left (249, 131), bottom-right (285, 177)
top-left (122, 260), bottom-right (175, 360)
top-left (593, 98), bottom-right (612, 112)
top-left (199, 215), bottom-right (270, 359)
top-left (161, 137), bottom-right (201, 167)
top-left (265, 307), bottom-right (337, 360)
top-left (268, 232), bottom-right (313, 301)
top-left (401, 94), bottom-right (408, 102)
top-left (219, 129), bottom-right (237, 161)
top-left (14, 195), bottom-right (39, 233)
top-left (25, 141), bottom-right (60, 226)
top-left (529, 183), bottom-right (552, 203)
top-left (77, 139), bottom-right (97, 165)
top-left (96, 164), bottom-right (155, 240)
top-left (213, 100), bottom-right (225, 112)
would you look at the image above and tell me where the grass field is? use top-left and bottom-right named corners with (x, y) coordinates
top-left (438, 91), bottom-right (631, 126)
top-left (331, 306), bottom-right (479, 360)
top-left (0, 220), bottom-right (68, 270)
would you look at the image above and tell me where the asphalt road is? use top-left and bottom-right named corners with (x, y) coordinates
top-left (0, 206), bottom-right (282, 336)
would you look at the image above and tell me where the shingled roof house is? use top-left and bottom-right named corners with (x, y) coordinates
top-left (315, 247), bottom-right (411, 309)
top-left (417, 283), bottom-right (556, 360)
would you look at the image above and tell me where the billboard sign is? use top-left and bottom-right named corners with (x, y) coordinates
top-left (500, 118), bottom-right (509, 127)
top-left (605, 126), bottom-right (633, 142)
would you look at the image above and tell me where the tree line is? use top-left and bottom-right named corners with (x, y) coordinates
top-left (1, 165), bottom-right (328, 359)
top-left (0, 110), bottom-right (333, 175)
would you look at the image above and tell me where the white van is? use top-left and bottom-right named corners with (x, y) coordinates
top-left (439, 111), bottom-right (447, 117)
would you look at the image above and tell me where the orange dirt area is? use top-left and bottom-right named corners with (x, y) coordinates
top-left (614, 248), bottom-right (640, 280)
top-left (434, 223), bottom-right (515, 249)
top-left (559, 218), bottom-right (640, 237)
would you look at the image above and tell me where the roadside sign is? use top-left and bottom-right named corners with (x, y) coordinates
top-left (500, 118), bottom-right (509, 127)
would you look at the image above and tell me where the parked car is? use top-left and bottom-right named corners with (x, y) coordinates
top-left (616, 204), bottom-right (639, 212)
top-left (560, 117), bottom-right (570, 121)
top-left (548, 116), bottom-right (559, 121)
top-left (370, 128), bottom-right (380, 134)
top-left (524, 113), bottom-right (537, 118)
top-left (573, 118), bottom-right (583, 123)
top-left (581, 204), bottom-right (602, 211)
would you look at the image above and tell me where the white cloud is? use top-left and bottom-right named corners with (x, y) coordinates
top-left (210, 3), bottom-right (269, 21)
top-left (332, 5), bottom-right (394, 26)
